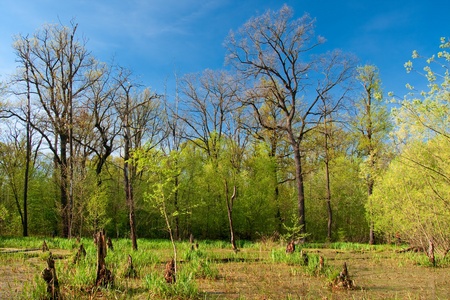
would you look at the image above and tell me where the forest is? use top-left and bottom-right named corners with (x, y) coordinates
top-left (0, 5), bottom-right (449, 260)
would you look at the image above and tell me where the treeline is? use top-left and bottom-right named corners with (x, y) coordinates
top-left (0, 6), bottom-right (448, 255)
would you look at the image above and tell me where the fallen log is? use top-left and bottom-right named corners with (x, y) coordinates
top-left (396, 246), bottom-right (425, 253)
top-left (0, 248), bottom-right (40, 254)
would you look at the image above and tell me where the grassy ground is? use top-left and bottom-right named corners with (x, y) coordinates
top-left (0, 237), bottom-right (448, 299)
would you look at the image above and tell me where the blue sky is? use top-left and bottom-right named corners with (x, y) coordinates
top-left (0, 0), bottom-right (448, 98)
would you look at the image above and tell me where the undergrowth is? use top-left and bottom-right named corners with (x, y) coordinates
top-left (271, 247), bottom-right (340, 282)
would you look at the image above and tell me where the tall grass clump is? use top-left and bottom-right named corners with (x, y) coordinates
top-left (271, 247), bottom-right (340, 281)
top-left (271, 248), bottom-right (308, 266)
top-left (182, 248), bottom-right (206, 261)
top-left (144, 269), bottom-right (200, 299)
top-left (20, 273), bottom-right (48, 299)
top-left (405, 251), bottom-right (450, 267)
top-left (304, 253), bottom-right (340, 281)
top-left (182, 249), bottom-right (219, 279)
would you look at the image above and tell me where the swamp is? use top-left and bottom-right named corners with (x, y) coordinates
top-left (0, 237), bottom-right (448, 299)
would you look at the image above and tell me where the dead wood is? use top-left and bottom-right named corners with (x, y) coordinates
top-left (0, 248), bottom-right (40, 254)
top-left (107, 237), bottom-right (114, 251)
top-left (95, 230), bottom-right (114, 287)
top-left (397, 246), bottom-right (425, 253)
top-left (189, 233), bottom-right (194, 244)
top-left (428, 239), bottom-right (435, 266)
top-left (300, 250), bottom-right (308, 266)
top-left (319, 256), bottom-right (324, 271)
top-left (332, 262), bottom-right (356, 290)
top-left (42, 239), bottom-right (49, 252)
top-left (41, 256), bottom-right (60, 299)
top-left (285, 240), bottom-right (295, 254)
top-left (73, 243), bottom-right (86, 264)
top-left (124, 254), bottom-right (137, 278)
top-left (164, 258), bottom-right (176, 284)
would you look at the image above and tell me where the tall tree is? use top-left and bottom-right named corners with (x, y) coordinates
top-left (116, 73), bottom-right (162, 250)
top-left (351, 65), bottom-right (391, 244)
top-left (12, 23), bottom-right (102, 237)
top-left (225, 5), bottom-right (355, 238)
top-left (372, 38), bottom-right (450, 254)
top-left (244, 79), bottom-right (294, 233)
top-left (162, 70), bottom-right (186, 240)
top-left (179, 69), bottom-right (243, 248)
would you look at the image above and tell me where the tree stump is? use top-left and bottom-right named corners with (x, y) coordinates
top-left (42, 239), bottom-right (49, 252)
top-left (285, 240), bottom-right (295, 254)
top-left (124, 254), bottom-right (137, 278)
top-left (189, 233), bottom-right (194, 244)
top-left (319, 256), bottom-right (324, 271)
top-left (107, 237), bottom-right (114, 251)
top-left (95, 230), bottom-right (114, 287)
top-left (73, 244), bottom-right (86, 264)
top-left (41, 256), bottom-right (60, 299)
top-left (332, 262), bottom-right (356, 289)
top-left (164, 258), bottom-right (176, 284)
top-left (300, 250), bottom-right (308, 266)
top-left (428, 239), bottom-right (435, 266)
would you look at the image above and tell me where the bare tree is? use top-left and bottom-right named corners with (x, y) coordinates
top-left (116, 70), bottom-right (163, 250)
top-left (161, 69), bottom-right (187, 240)
top-left (179, 70), bottom-right (239, 158)
top-left (179, 69), bottom-right (249, 249)
top-left (12, 22), bottom-right (102, 237)
top-left (225, 5), bottom-right (355, 238)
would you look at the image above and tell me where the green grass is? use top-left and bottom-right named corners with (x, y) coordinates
top-left (144, 269), bottom-right (200, 299)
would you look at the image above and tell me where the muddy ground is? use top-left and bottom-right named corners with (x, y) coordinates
top-left (0, 246), bottom-right (448, 299)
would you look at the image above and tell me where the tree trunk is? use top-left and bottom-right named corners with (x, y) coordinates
top-left (95, 230), bottom-right (114, 287)
top-left (325, 158), bottom-right (332, 241)
top-left (123, 98), bottom-right (138, 251)
top-left (68, 31), bottom-right (75, 240)
top-left (60, 134), bottom-right (69, 238)
top-left (225, 180), bottom-right (238, 251)
top-left (23, 49), bottom-right (31, 237)
top-left (41, 256), bottom-right (60, 299)
top-left (324, 115), bottom-right (332, 241)
top-left (174, 174), bottom-right (180, 241)
top-left (368, 178), bottom-right (375, 245)
top-left (292, 144), bottom-right (306, 240)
